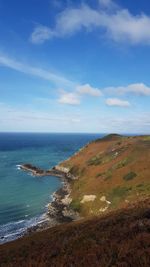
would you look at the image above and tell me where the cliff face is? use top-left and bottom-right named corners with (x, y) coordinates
top-left (60, 134), bottom-right (150, 217)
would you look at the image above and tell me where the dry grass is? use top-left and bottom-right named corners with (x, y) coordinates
top-left (62, 135), bottom-right (150, 216)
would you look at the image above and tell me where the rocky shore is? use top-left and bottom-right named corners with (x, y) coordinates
top-left (20, 163), bottom-right (80, 234)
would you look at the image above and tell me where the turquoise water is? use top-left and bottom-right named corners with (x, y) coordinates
top-left (0, 133), bottom-right (101, 243)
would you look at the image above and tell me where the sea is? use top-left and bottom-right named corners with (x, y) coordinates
top-left (0, 132), bottom-right (102, 244)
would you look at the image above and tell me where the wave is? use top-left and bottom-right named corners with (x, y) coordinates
top-left (16, 164), bottom-right (21, 170)
top-left (0, 214), bottom-right (48, 244)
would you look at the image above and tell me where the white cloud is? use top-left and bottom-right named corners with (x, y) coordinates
top-left (0, 54), bottom-right (74, 87)
top-left (77, 84), bottom-right (102, 96)
top-left (30, 25), bottom-right (53, 44)
top-left (106, 98), bottom-right (130, 107)
top-left (30, 1), bottom-right (150, 45)
top-left (102, 10), bottom-right (150, 44)
top-left (31, 4), bottom-right (100, 43)
top-left (124, 83), bottom-right (150, 95)
top-left (58, 84), bottom-right (102, 105)
top-left (105, 83), bottom-right (150, 96)
top-left (58, 90), bottom-right (80, 105)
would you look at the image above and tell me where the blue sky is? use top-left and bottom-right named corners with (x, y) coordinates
top-left (0, 0), bottom-right (150, 133)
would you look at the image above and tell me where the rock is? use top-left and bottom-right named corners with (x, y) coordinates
top-left (99, 206), bottom-right (108, 212)
top-left (81, 195), bottom-right (96, 203)
top-left (100, 196), bottom-right (111, 205)
top-left (100, 196), bottom-right (106, 202)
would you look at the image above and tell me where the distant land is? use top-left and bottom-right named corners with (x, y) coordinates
top-left (0, 134), bottom-right (150, 267)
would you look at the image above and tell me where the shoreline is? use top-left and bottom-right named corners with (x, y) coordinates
top-left (20, 164), bottom-right (80, 236)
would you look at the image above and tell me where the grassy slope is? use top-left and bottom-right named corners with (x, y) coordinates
top-left (60, 134), bottom-right (150, 217)
top-left (0, 198), bottom-right (150, 267)
top-left (0, 134), bottom-right (150, 267)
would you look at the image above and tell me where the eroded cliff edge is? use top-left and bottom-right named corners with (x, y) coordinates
top-left (20, 134), bottom-right (150, 227)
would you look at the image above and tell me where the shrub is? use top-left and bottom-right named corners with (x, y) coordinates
top-left (110, 186), bottom-right (131, 198)
top-left (123, 172), bottom-right (137, 181)
top-left (115, 157), bottom-right (130, 169)
top-left (104, 170), bottom-right (112, 180)
top-left (87, 156), bottom-right (102, 166)
top-left (70, 199), bottom-right (81, 212)
top-left (70, 165), bottom-right (79, 176)
top-left (95, 172), bottom-right (104, 178)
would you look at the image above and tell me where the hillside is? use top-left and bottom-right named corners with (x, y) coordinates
top-left (0, 134), bottom-right (150, 267)
top-left (0, 198), bottom-right (150, 267)
top-left (60, 134), bottom-right (150, 217)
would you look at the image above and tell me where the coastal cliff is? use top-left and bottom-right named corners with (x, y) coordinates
top-left (20, 134), bottom-right (150, 222)
top-left (0, 134), bottom-right (150, 267)
top-left (59, 134), bottom-right (150, 217)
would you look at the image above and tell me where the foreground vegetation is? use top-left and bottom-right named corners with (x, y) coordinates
top-left (0, 198), bottom-right (150, 267)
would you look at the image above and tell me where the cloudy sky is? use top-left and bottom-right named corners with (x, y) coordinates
top-left (0, 0), bottom-right (150, 133)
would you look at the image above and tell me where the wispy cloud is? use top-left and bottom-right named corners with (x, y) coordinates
top-left (106, 98), bottom-right (130, 107)
top-left (0, 54), bottom-right (74, 87)
top-left (0, 102), bottom-right (81, 132)
top-left (98, 113), bottom-right (150, 133)
top-left (99, 0), bottom-right (117, 9)
top-left (30, 1), bottom-right (150, 45)
top-left (1, 54), bottom-right (149, 109)
top-left (0, 54), bottom-right (101, 106)
top-left (30, 25), bottom-right (53, 44)
top-left (105, 83), bottom-right (150, 96)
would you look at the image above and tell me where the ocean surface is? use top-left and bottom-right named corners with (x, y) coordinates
top-left (0, 132), bottom-right (102, 244)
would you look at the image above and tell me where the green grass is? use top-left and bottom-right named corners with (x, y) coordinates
top-left (88, 152), bottom-right (117, 166)
top-left (70, 199), bottom-right (81, 212)
top-left (143, 136), bottom-right (150, 141)
top-left (87, 155), bottom-right (102, 166)
top-left (104, 170), bottom-right (112, 180)
top-left (101, 154), bottom-right (116, 164)
top-left (108, 186), bottom-right (132, 208)
top-left (109, 186), bottom-right (132, 198)
top-left (114, 157), bottom-right (131, 169)
top-left (136, 183), bottom-right (150, 194)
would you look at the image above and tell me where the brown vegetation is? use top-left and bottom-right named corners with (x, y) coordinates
top-left (61, 134), bottom-right (150, 217)
top-left (0, 198), bottom-right (150, 267)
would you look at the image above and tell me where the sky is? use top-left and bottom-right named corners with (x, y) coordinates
top-left (0, 0), bottom-right (150, 134)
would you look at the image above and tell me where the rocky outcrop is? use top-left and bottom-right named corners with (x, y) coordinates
top-left (20, 164), bottom-right (77, 181)
top-left (19, 163), bottom-right (79, 225)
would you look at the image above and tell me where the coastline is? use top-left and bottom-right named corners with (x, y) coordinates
top-left (20, 164), bottom-right (80, 236)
